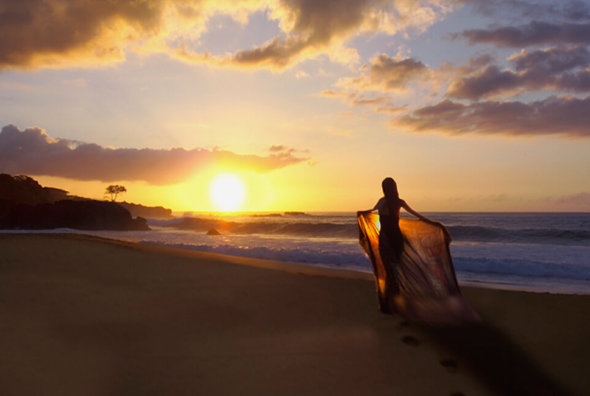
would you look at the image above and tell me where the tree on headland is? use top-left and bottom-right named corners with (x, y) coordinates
top-left (105, 185), bottom-right (127, 202)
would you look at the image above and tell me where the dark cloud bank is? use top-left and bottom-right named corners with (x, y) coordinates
top-left (398, 96), bottom-right (590, 137)
top-left (456, 21), bottom-right (590, 47)
top-left (448, 46), bottom-right (590, 100)
top-left (0, 125), bottom-right (306, 184)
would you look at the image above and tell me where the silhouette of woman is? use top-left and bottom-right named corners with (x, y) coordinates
top-left (359, 177), bottom-right (436, 312)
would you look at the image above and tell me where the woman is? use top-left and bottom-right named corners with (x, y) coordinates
top-left (359, 177), bottom-right (438, 312)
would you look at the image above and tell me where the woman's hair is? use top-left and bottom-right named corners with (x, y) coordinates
top-left (382, 177), bottom-right (400, 214)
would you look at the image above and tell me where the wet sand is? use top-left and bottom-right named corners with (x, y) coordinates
top-left (1, 233), bottom-right (589, 395)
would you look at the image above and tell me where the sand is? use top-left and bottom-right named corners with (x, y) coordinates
top-left (1, 233), bottom-right (589, 396)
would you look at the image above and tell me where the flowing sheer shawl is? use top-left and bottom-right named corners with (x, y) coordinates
top-left (358, 212), bottom-right (479, 324)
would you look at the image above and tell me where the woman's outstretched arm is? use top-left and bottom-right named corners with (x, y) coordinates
top-left (401, 200), bottom-right (432, 223)
top-left (401, 200), bottom-right (452, 240)
top-left (357, 200), bottom-right (380, 215)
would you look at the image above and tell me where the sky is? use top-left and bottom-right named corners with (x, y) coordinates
top-left (1, 0), bottom-right (590, 212)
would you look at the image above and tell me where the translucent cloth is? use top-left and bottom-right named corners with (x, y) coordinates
top-left (358, 212), bottom-right (479, 324)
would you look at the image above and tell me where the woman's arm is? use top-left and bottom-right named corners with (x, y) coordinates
top-left (401, 200), bottom-right (452, 241)
top-left (401, 200), bottom-right (432, 223)
top-left (357, 200), bottom-right (380, 215)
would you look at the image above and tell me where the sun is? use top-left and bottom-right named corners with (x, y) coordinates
top-left (209, 173), bottom-right (246, 212)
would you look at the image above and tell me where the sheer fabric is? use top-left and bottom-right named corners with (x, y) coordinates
top-left (358, 212), bottom-right (479, 324)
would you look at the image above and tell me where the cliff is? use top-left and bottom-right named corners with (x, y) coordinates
top-left (119, 202), bottom-right (173, 219)
top-left (0, 174), bottom-right (149, 231)
top-left (0, 174), bottom-right (69, 204)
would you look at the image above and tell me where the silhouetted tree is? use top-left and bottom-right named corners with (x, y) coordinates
top-left (105, 185), bottom-right (127, 202)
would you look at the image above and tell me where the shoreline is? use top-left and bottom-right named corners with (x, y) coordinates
top-left (2, 229), bottom-right (588, 296)
top-left (1, 232), bottom-right (590, 395)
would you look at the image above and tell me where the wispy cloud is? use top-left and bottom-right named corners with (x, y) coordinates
top-left (319, 53), bottom-right (429, 115)
top-left (337, 54), bottom-right (428, 92)
top-left (549, 192), bottom-right (590, 209)
top-left (320, 89), bottom-right (394, 109)
top-left (0, 125), bottom-right (307, 184)
top-left (295, 70), bottom-right (309, 79)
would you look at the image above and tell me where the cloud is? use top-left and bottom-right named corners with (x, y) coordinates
top-left (550, 192), bottom-right (590, 210)
top-left (321, 89), bottom-right (393, 107)
top-left (269, 145), bottom-right (287, 153)
top-left (458, 0), bottom-right (590, 22)
top-left (0, 0), bottom-right (453, 71)
top-left (511, 46), bottom-right (590, 73)
top-left (395, 96), bottom-right (590, 137)
top-left (563, 0), bottom-right (590, 21)
top-left (448, 46), bottom-right (590, 99)
top-left (337, 54), bottom-right (428, 92)
top-left (448, 65), bottom-right (520, 100)
top-left (215, 0), bottom-right (452, 69)
top-left (0, 125), bottom-right (307, 184)
top-left (455, 21), bottom-right (590, 47)
top-left (309, 0), bottom-right (590, 139)
top-left (295, 70), bottom-right (309, 79)
top-left (320, 54), bottom-right (429, 114)
top-left (0, 0), bottom-right (169, 69)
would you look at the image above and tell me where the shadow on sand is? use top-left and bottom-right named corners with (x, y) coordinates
top-left (419, 322), bottom-right (573, 396)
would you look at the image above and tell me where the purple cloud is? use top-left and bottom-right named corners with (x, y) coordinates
top-left (458, 0), bottom-right (590, 23)
top-left (456, 21), bottom-right (590, 47)
top-left (448, 65), bottom-right (520, 100)
top-left (396, 96), bottom-right (590, 137)
top-left (449, 46), bottom-right (590, 99)
top-left (0, 125), bottom-right (307, 184)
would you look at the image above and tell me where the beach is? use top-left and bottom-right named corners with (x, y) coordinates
top-left (1, 233), bottom-right (589, 396)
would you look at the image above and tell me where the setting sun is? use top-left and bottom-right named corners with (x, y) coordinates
top-left (209, 174), bottom-right (246, 212)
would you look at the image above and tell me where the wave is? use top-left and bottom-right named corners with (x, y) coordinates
top-left (135, 239), bottom-right (590, 284)
top-left (453, 256), bottom-right (590, 281)
top-left (249, 211), bottom-right (310, 218)
top-left (158, 217), bottom-right (359, 238)
top-left (151, 215), bottom-right (590, 245)
top-left (137, 240), bottom-right (372, 270)
top-left (448, 226), bottom-right (590, 245)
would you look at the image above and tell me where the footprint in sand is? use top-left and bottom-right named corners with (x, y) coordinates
top-left (397, 320), bottom-right (409, 327)
top-left (440, 358), bottom-right (459, 373)
top-left (401, 335), bottom-right (420, 346)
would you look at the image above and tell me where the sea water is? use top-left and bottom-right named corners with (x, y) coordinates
top-left (6, 212), bottom-right (590, 294)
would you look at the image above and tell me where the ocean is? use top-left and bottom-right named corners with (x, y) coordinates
top-left (6, 212), bottom-right (590, 294)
